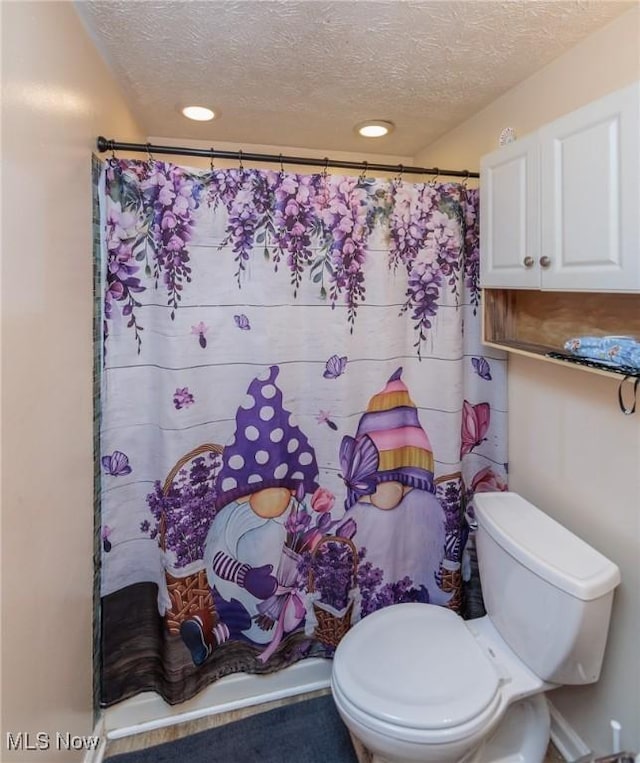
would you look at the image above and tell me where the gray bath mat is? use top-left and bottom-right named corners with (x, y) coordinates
top-left (107, 694), bottom-right (358, 763)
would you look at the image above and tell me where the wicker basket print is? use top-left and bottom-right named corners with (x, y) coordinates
top-left (308, 535), bottom-right (359, 649)
top-left (159, 444), bottom-right (223, 636)
top-left (440, 560), bottom-right (463, 613)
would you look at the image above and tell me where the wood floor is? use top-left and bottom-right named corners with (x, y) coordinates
top-left (104, 688), bottom-right (564, 761)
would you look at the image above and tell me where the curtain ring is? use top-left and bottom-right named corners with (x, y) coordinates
top-left (618, 375), bottom-right (639, 415)
top-left (238, 149), bottom-right (244, 171)
top-left (210, 147), bottom-right (215, 172)
top-left (359, 161), bottom-right (368, 183)
top-left (322, 157), bottom-right (329, 179)
top-left (462, 170), bottom-right (469, 188)
top-left (279, 153), bottom-right (285, 178)
top-left (108, 141), bottom-right (118, 167)
top-left (395, 164), bottom-right (404, 184)
top-left (430, 167), bottom-right (440, 186)
top-left (146, 142), bottom-right (154, 165)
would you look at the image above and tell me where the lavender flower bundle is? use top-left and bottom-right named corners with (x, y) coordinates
top-left (142, 451), bottom-right (222, 569)
top-left (300, 540), bottom-right (356, 612)
top-left (357, 552), bottom-right (429, 619)
top-left (280, 486), bottom-right (358, 612)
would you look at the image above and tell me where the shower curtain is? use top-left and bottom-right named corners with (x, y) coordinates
top-left (97, 158), bottom-right (507, 706)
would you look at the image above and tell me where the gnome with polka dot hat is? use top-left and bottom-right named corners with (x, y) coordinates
top-left (180, 366), bottom-right (319, 665)
top-left (341, 367), bottom-right (450, 615)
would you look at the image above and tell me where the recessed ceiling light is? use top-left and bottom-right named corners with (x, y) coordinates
top-left (182, 106), bottom-right (215, 122)
top-left (356, 120), bottom-right (395, 138)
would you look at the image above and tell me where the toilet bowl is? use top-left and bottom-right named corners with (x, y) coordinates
top-left (332, 604), bottom-right (549, 763)
top-left (331, 492), bottom-right (620, 763)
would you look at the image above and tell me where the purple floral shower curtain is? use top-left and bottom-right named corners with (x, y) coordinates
top-left (98, 159), bottom-right (507, 706)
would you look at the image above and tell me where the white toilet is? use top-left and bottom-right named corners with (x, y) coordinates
top-left (331, 492), bottom-right (621, 763)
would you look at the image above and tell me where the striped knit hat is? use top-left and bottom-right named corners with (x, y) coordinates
top-left (349, 367), bottom-right (435, 507)
top-left (215, 366), bottom-right (319, 509)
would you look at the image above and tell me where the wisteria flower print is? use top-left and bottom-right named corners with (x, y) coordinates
top-left (139, 163), bottom-right (201, 320)
top-left (387, 182), bottom-right (437, 273)
top-left (173, 387), bottom-right (195, 410)
top-left (102, 160), bottom-right (480, 357)
top-left (424, 206), bottom-right (463, 298)
top-left (271, 173), bottom-right (320, 296)
top-left (104, 200), bottom-right (145, 351)
top-left (462, 188), bottom-right (481, 310)
top-left (401, 258), bottom-right (443, 358)
top-left (213, 170), bottom-right (274, 285)
top-left (396, 185), bottom-right (468, 357)
top-left (319, 175), bottom-right (375, 328)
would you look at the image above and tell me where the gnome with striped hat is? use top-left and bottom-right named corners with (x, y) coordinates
top-left (340, 367), bottom-right (450, 612)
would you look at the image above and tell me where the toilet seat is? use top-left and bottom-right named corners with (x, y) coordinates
top-left (332, 603), bottom-right (503, 740)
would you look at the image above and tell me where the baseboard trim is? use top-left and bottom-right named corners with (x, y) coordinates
top-left (548, 698), bottom-right (592, 762)
top-left (104, 657), bottom-right (332, 740)
top-left (83, 717), bottom-right (106, 763)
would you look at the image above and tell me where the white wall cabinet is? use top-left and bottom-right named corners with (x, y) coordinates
top-left (480, 82), bottom-right (639, 292)
top-left (479, 134), bottom-right (539, 288)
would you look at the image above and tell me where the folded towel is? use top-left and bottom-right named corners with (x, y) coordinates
top-left (564, 336), bottom-right (640, 370)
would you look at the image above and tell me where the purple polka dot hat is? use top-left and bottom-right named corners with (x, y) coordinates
top-left (215, 366), bottom-right (320, 508)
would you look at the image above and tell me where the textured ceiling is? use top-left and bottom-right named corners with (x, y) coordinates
top-left (77, 0), bottom-right (633, 156)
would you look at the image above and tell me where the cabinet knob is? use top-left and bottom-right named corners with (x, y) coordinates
top-left (523, 256), bottom-right (534, 268)
top-left (539, 256), bottom-right (551, 268)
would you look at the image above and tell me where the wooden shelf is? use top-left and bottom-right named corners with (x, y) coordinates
top-left (482, 289), bottom-right (640, 380)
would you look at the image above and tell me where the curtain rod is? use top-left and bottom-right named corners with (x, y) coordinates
top-left (96, 136), bottom-right (479, 180)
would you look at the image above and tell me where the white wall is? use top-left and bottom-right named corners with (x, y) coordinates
top-left (415, 7), bottom-right (640, 754)
top-left (1, 2), bottom-right (143, 760)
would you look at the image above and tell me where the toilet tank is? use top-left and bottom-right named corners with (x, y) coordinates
top-left (474, 492), bottom-right (620, 685)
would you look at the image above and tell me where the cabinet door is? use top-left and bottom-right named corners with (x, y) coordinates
top-left (539, 82), bottom-right (639, 291)
top-left (480, 134), bottom-right (540, 288)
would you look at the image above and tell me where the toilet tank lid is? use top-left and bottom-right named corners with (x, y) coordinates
top-left (474, 492), bottom-right (621, 601)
